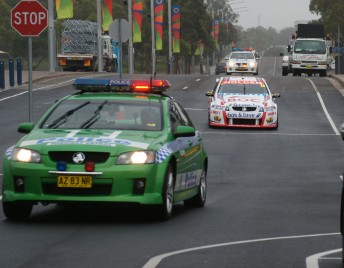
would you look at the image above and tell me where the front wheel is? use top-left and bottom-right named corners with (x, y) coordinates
top-left (157, 164), bottom-right (175, 220)
top-left (3, 202), bottom-right (33, 221)
top-left (184, 166), bottom-right (207, 208)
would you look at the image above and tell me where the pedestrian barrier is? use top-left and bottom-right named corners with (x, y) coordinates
top-left (0, 59), bottom-right (23, 89)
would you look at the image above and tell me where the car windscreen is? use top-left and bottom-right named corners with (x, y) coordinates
top-left (230, 53), bottom-right (254, 59)
top-left (40, 99), bottom-right (162, 131)
top-left (218, 81), bottom-right (268, 95)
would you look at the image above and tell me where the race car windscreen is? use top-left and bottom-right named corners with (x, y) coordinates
top-left (218, 81), bottom-right (268, 95)
top-left (40, 100), bottom-right (162, 131)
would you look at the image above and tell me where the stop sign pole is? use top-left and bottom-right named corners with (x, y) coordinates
top-left (11, 0), bottom-right (48, 122)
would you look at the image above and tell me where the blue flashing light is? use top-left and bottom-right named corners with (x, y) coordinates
top-left (57, 161), bottom-right (67, 171)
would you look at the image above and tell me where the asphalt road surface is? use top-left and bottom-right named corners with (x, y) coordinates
top-left (0, 57), bottom-right (343, 268)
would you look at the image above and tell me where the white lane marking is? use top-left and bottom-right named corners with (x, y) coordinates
top-left (142, 233), bottom-right (340, 268)
top-left (306, 78), bottom-right (340, 135)
top-left (306, 248), bottom-right (342, 268)
top-left (340, 175), bottom-right (343, 181)
top-left (184, 108), bottom-right (204, 111)
top-left (196, 79), bottom-right (201, 82)
top-left (202, 131), bottom-right (336, 136)
top-left (182, 86), bottom-right (188, 90)
top-left (0, 74), bottom-right (109, 102)
top-left (273, 57), bottom-right (277, 76)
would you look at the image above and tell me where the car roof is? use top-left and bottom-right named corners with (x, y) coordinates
top-left (219, 76), bottom-right (266, 83)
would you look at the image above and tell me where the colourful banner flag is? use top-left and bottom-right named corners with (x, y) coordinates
top-left (172, 5), bottom-right (180, 53)
top-left (56, 0), bottom-right (73, 19)
top-left (154, 0), bottom-right (164, 50)
top-left (132, 0), bottom-right (143, 43)
top-left (214, 19), bottom-right (220, 48)
top-left (102, 0), bottom-right (113, 32)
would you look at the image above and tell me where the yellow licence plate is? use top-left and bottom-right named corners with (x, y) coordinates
top-left (57, 176), bottom-right (92, 188)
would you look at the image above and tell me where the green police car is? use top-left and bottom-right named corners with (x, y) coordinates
top-left (2, 78), bottom-right (208, 221)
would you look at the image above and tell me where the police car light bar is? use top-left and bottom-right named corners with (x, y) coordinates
top-left (73, 78), bottom-right (171, 94)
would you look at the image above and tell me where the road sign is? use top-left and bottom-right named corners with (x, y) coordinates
top-left (109, 19), bottom-right (130, 42)
top-left (11, 0), bottom-right (48, 37)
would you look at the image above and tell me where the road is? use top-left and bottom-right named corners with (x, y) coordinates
top-left (0, 57), bottom-right (343, 268)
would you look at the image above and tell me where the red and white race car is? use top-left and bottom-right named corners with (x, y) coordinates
top-left (206, 76), bottom-right (280, 128)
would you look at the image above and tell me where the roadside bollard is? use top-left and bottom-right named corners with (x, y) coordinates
top-left (17, 59), bottom-right (22, 86)
top-left (9, 59), bottom-right (14, 87)
top-left (0, 61), bottom-right (4, 89)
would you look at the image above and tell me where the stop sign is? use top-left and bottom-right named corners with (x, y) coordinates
top-left (11, 0), bottom-right (48, 37)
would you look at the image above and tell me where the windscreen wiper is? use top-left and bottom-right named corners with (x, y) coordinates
top-left (79, 100), bottom-right (108, 129)
top-left (47, 101), bottom-right (90, 129)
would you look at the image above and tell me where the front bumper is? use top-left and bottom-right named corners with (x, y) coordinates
top-left (2, 159), bottom-right (168, 205)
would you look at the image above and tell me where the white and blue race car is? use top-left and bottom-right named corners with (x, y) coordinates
top-left (206, 76), bottom-right (280, 129)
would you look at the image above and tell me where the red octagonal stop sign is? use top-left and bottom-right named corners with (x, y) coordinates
top-left (11, 0), bottom-right (48, 37)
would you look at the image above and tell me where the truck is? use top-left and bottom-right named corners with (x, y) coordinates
top-left (57, 20), bottom-right (116, 72)
top-left (288, 24), bottom-right (332, 77)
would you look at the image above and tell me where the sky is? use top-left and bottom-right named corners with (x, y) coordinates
top-left (232, 0), bottom-right (320, 31)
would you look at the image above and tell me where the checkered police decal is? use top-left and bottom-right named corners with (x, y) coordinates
top-left (156, 133), bottom-right (201, 163)
top-left (5, 146), bottom-right (15, 160)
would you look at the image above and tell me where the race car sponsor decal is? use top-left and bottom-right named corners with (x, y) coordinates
top-left (221, 80), bottom-right (265, 86)
top-left (227, 112), bottom-right (262, 118)
top-left (266, 117), bottom-right (273, 124)
top-left (267, 111), bottom-right (277, 116)
top-left (156, 132), bottom-right (201, 163)
top-left (211, 110), bottom-right (221, 114)
top-left (19, 131), bottom-right (150, 149)
top-left (225, 95), bottom-right (264, 103)
top-left (213, 115), bottom-right (222, 122)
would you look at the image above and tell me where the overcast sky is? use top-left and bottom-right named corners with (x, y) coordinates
top-left (232, 0), bottom-right (320, 31)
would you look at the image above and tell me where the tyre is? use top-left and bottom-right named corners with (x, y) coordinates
top-left (282, 68), bottom-right (288, 76)
top-left (184, 166), bottom-right (207, 208)
top-left (3, 202), bottom-right (33, 221)
top-left (293, 70), bottom-right (297, 76)
top-left (158, 164), bottom-right (175, 220)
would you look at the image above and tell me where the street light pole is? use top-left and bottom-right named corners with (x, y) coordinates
top-left (151, 0), bottom-right (155, 76)
top-left (97, 0), bottom-right (103, 72)
top-left (48, 0), bottom-right (55, 72)
top-left (168, 0), bottom-right (172, 74)
top-left (128, 0), bottom-right (134, 74)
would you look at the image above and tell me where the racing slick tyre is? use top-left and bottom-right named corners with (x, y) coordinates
top-left (184, 166), bottom-right (207, 208)
top-left (282, 68), bottom-right (288, 76)
top-left (3, 202), bottom-right (33, 221)
top-left (157, 164), bottom-right (175, 221)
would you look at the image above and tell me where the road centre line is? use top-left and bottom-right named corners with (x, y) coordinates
top-left (306, 248), bottom-right (342, 268)
top-left (306, 78), bottom-right (340, 135)
top-left (142, 233), bottom-right (340, 268)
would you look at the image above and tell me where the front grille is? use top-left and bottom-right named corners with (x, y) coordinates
top-left (42, 183), bottom-right (112, 196)
top-left (232, 107), bottom-right (257, 112)
top-left (232, 119), bottom-right (260, 125)
top-left (302, 61), bottom-right (317, 64)
top-left (49, 151), bottom-right (110, 164)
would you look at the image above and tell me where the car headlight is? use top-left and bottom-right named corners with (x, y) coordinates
top-left (116, 151), bottom-right (155, 165)
top-left (228, 61), bottom-right (235, 67)
top-left (12, 148), bottom-right (41, 163)
top-left (249, 61), bottom-right (256, 68)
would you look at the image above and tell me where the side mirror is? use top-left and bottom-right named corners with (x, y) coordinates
top-left (224, 57), bottom-right (229, 61)
top-left (18, 122), bottom-right (34, 134)
top-left (341, 123), bottom-right (344, 140)
top-left (206, 91), bottom-right (214, 97)
top-left (279, 52), bottom-right (284, 57)
top-left (174, 126), bottom-right (196, 138)
top-left (272, 93), bottom-right (280, 98)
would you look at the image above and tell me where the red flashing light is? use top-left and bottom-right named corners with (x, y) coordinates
top-left (130, 79), bottom-right (171, 93)
top-left (85, 162), bottom-right (95, 172)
